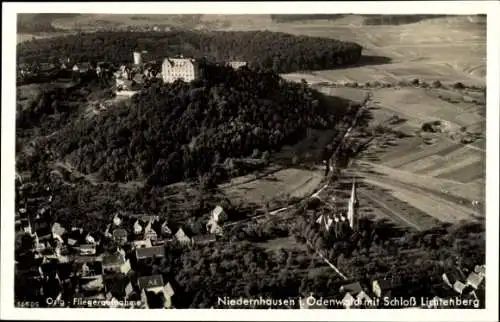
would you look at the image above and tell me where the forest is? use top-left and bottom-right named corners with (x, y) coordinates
top-left (361, 14), bottom-right (451, 25)
top-left (270, 14), bottom-right (347, 22)
top-left (17, 30), bottom-right (362, 74)
top-left (17, 14), bottom-right (80, 33)
top-left (49, 64), bottom-right (359, 186)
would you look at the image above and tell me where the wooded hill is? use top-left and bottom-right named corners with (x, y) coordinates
top-left (17, 30), bottom-right (362, 73)
top-left (50, 64), bottom-right (357, 186)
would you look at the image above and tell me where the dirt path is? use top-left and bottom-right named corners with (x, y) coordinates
top-left (355, 160), bottom-right (484, 202)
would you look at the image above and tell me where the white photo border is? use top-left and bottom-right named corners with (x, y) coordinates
top-left (2, 1), bottom-right (499, 321)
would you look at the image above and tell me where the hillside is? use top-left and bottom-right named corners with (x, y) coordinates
top-left (48, 65), bottom-right (359, 186)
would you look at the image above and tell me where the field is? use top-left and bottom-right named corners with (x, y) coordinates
top-left (279, 15), bottom-right (486, 227)
top-left (218, 15), bottom-right (486, 226)
top-left (222, 167), bottom-right (324, 205)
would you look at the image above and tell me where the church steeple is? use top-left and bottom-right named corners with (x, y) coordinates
top-left (347, 178), bottom-right (359, 230)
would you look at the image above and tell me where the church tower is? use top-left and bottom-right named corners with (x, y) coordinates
top-left (347, 178), bottom-right (359, 230)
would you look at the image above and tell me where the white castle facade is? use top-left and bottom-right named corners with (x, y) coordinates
top-left (161, 57), bottom-right (201, 83)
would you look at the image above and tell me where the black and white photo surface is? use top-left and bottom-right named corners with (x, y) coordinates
top-left (1, 2), bottom-right (499, 321)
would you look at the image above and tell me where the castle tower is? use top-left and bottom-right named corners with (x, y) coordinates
top-left (133, 51), bottom-right (142, 65)
top-left (347, 178), bottom-right (359, 230)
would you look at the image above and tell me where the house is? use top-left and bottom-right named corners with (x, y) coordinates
top-left (39, 62), bottom-right (57, 73)
top-left (342, 292), bottom-right (356, 309)
top-left (144, 220), bottom-right (158, 241)
top-left (340, 282), bottom-right (363, 294)
top-left (161, 57), bottom-right (200, 83)
top-left (340, 282), bottom-right (372, 308)
top-left (116, 246), bottom-right (127, 261)
top-left (113, 213), bottom-right (124, 226)
top-left (135, 245), bottom-right (165, 261)
top-left (210, 205), bottom-right (227, 223)
top-left (80, 275), bottom-right (105, 292)
top-left (85, 232), bottom-right (96, 245)
top-left (33, 221), bottom-right (52, 239)
top-left (132, 239), bottom-right (153, 249)
top-left (192, 234), bottom-right (217, 245)
top-left (125, 282), bottom-right (135, 299)
top-left (453, 280), bottom-right (467, 294)
top-left (442, 271), bottom-right (463, 289)
top-left (466, 272), bottom-right (484, 290)
top-left (133, 73), bottom-right (146, 84)
top-left (76, 244), bottom-right (97, 256)
top-left (206, 206), bottom-right (227, 234)
top-left (372, 278), bottom-right (403, 298)
top-left (121, 259), bottom-right (132, 274)
top-left (52, 222), bottom-right (66, 237)
top-left (104, 224), bottom-right (113, 239)
top-left (33, 225), bottom-right (53, 251)
top-left (174, 228), bottom-right (192, 246)
top-left (227, 61), bottom-right (247, 70)
top-left (113, 228), bottom-right (128, 245)
top-left (474, 265), bottom-right (485, 277)
top-left (72, 62), bottom-right (92, 73)
top-left (316, 213), bottom-right (334, 231)
top-left (138, 275), bottom-right (175, 309)
top-left (133, 219), bottom-right (144, 235)
top-left (39, 261), bottom-right (60, 280)
top-left (66, 228), bottom-right (86, 246)
top-left (20, 218), bottom-right (32, 234)
top-left (160, 220), bottom-right (172, 237)
top-left (56, 262), bottom-right (74, 283)
top-left (356, 290), bottom-right (374, 307)
top-left (102, 254), bottom-right (126, 274)
top-left (77, 260), bottom-right (103, 277)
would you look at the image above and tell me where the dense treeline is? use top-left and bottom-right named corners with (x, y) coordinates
top-left (172, 242), bottom-right (342, 308)
top-left (361, 15), bottom-right (451, 26)
top-left (17, 30), bottom-right (362, 73)
top-left (270, 14), bottom-right (346, 22)
top-left (51, 65), bottom-right (356, 185)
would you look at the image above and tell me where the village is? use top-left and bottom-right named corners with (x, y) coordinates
top-left (14, 166), bottom-right (486, 309)
top-left (15, 174), bottom-right (228, 309)
top-left (14, 49), bottom-right (485, 310)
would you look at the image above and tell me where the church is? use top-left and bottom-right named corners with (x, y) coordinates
top-left (315, 179), bottom-right (359, 237)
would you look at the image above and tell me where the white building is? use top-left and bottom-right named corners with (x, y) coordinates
top-left (227, 61), bottom-right (247, 69)
top-left (161, 58), bottom-right (200, 83)
top-left (133, 52), bottom-right (142, 65)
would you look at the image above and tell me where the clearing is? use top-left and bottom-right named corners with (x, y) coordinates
top-left (222, 167), bottom-right (324, 205)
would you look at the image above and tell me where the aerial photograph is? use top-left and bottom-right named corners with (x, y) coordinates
top-left (11, 12), bottom-right (487, 311)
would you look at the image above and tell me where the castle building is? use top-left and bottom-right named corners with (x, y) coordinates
top-left (161, 57), bottom-right (200, 83)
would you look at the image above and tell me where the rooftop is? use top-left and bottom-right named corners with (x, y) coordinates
top-left (340, 282), bottom-right (363, 294)
top-left (136, 246), bottom-right (165, 259)
top-left (138, 274), bottom-right (164, 290)
top-left (102, 254), bottom-right (125, 267)
top-left (113, 228), bottom-right (128, 238)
